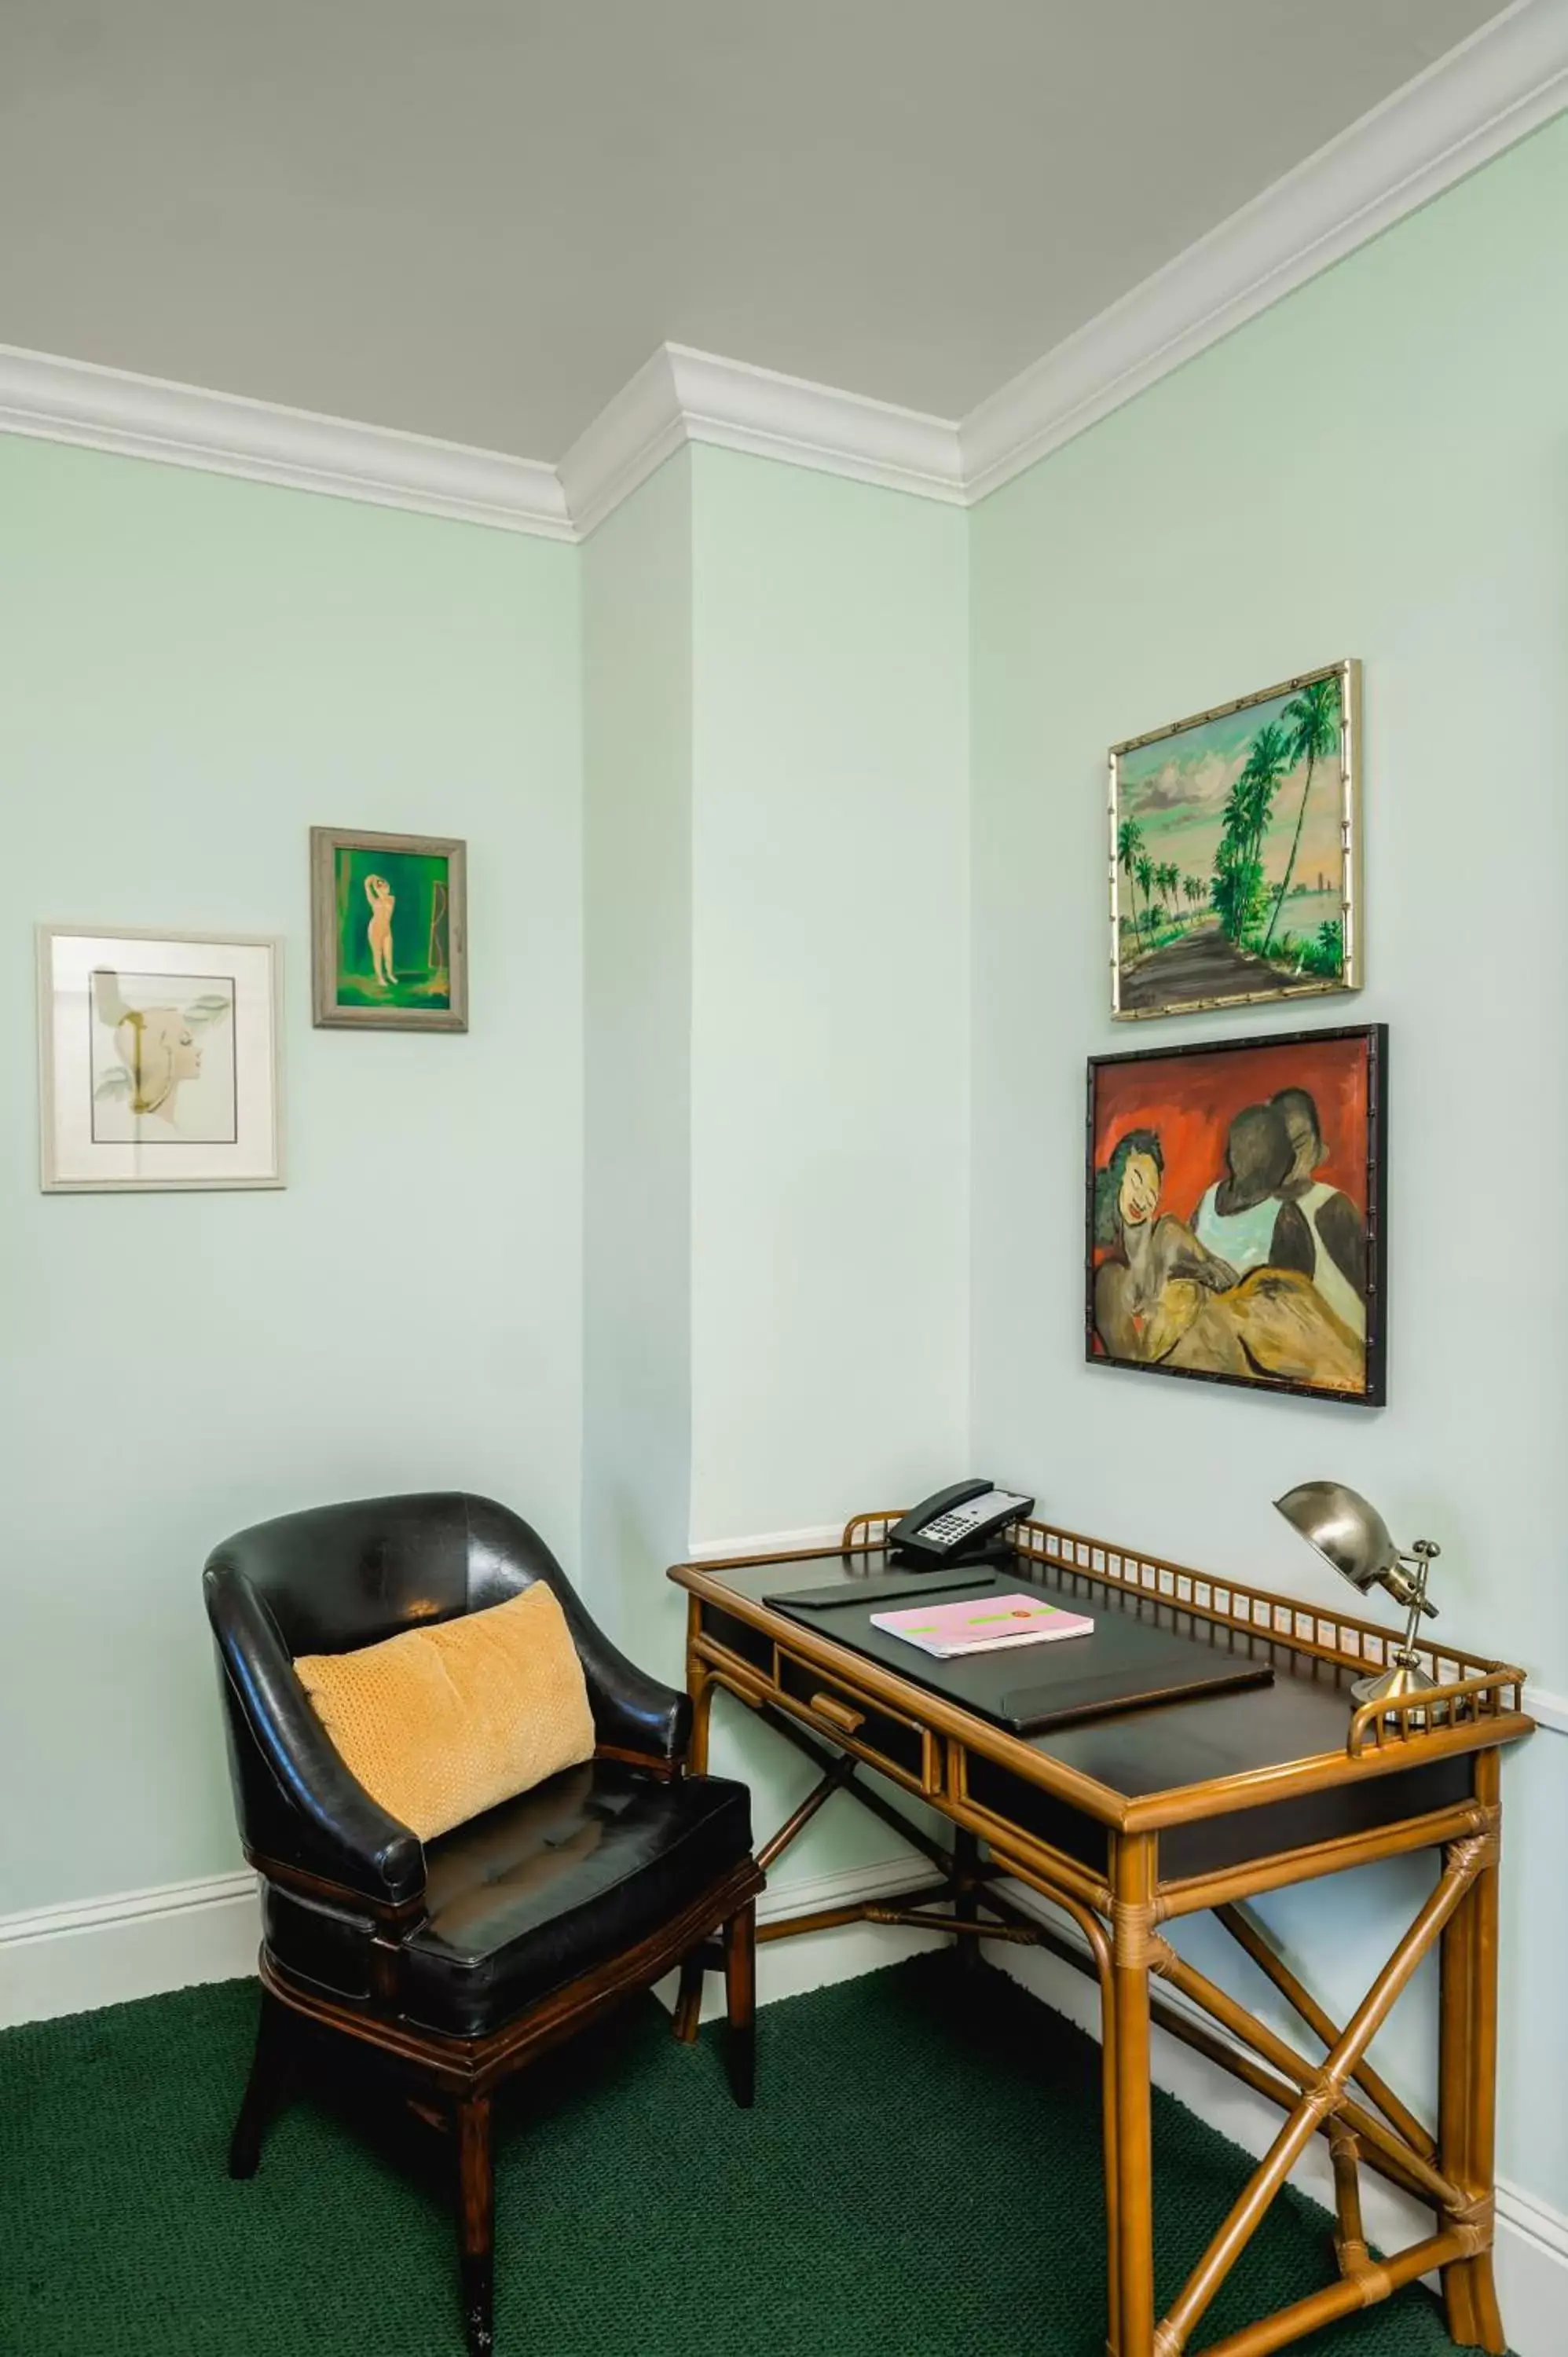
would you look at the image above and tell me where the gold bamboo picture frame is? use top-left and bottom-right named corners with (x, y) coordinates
top-left (1109, 659), bottom-right (1361, 1021)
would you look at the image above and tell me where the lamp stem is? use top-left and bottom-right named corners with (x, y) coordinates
top-left (1397, 1546), bottom-right (1433, 1667)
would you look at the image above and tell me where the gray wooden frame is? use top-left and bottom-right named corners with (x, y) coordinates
top-left (310, 827), bottom-right (468, 1032)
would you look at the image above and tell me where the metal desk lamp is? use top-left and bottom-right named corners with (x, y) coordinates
top-left (1273, 1480), bottom-right (1440, 1709)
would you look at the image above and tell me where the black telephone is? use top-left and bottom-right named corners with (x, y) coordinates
top-left (888, 1479), bottom-right (1035, 1567)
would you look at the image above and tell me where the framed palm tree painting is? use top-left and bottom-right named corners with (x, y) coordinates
top-left (1108, 659), bottom-right (1361, 1020)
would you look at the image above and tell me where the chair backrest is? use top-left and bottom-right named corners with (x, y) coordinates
top-left (204, 1491), bottom-right (563, 1658)
top-left (203, 1491), bottom-right (690, 1904)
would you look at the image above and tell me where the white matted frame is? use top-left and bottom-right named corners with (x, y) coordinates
top-left (37, 925), bottom-right (284, 1192)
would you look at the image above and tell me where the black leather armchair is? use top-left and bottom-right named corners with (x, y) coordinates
top-left (204, 1493), bottom-right (762, 2357)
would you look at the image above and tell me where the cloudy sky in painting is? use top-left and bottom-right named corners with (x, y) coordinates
top-left (1116, 684), bottom-right (1345, 894)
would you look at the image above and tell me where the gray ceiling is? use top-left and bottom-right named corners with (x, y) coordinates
top-left (0, 1), bottom-right (1505, 459)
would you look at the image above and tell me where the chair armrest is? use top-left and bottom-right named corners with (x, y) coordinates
top-left (204, 1566), bottom-right (426, 1909)
top-left (562, 1604), bottom-right (693, 1769)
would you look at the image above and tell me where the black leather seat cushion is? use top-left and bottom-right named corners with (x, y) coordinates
top-left (398, 1761), bottom-right (753, 2038)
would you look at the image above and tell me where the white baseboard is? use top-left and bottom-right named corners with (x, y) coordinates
top-left (652, 1853), bottom-right (947, 2022)
top-left (684, 1522), bottom-right (844, 1562)
top-left (0, 1851), bottom-right (944, 2033)
top-left (1526, 1683), bottom-right (1568, 1734)
top-left (982, 1878), bottom-right (1566, 2357)
top-left (754, 1853), bottom-right (948, 2000)
top-left (0, 1868), bottom-right (260, 2029)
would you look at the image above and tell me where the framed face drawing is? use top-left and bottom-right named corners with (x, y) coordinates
top-left (37, 926), bottom-right (284, 1191)
top-left (1109, 659), bottom-right (1360, 1021)
top-left (310, 827), bottom-right (467, 1031)
top-left (1086, 1023), bottom-right (1387, 1406)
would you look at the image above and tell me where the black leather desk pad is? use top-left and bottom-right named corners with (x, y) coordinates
top-left (761, 1564), bottom-right (997, 1611)
top-left (769, 1569), bottom-right (1273, 1736)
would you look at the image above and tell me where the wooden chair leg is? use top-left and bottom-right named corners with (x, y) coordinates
top-left (228, 1988), bottom-right (294, 2179)
top-left (723, 1899), bottom-right (757, 2109)
top-left (456, 2094), bottom-right (495, 2357)
top-left (672, 1949), bottom-right (706, 2044)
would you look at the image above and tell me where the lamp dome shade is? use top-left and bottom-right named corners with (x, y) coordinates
top-left (1273, 1481), bottom-right (1401, 1595)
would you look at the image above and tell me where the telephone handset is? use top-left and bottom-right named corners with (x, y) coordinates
top-left (888, 1479), bottom-right (1035, 1568)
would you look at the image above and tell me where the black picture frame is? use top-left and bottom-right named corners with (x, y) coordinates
top-left (1085, 1022), bottom-right (1387, 1406)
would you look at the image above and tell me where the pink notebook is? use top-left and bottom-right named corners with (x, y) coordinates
top-left (870, 1592), bottom-right (1094, 1660)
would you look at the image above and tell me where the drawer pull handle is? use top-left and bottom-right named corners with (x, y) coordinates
top-left (811, 1692), bottom-right (865, 1736)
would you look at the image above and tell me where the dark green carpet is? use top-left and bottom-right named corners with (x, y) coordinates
top-left (1, 1953), bottom-right (1470, 2355)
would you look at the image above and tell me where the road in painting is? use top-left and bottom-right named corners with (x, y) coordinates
top-left (1112, 668), bottom-right (1352, 1018)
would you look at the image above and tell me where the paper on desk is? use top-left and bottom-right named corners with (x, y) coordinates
top-left (870, 1593), bottom-right (1094, 1659)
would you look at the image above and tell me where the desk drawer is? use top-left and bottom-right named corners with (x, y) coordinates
top-left (958, 1750), bottom-right (1108, 1877)
top-left (698, 1603), bottom-right (773, 1681)
top-left (773, 1648), bottom-right (932, 1791)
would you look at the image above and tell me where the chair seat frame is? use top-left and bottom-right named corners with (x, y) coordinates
top-left (230, 1843), bottom-right (764, 2357)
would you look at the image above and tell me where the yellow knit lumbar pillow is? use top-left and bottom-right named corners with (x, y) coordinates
top-left (293, 1582), bottom-right (595, 1844)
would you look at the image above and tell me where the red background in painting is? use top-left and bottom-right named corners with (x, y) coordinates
top-left (1090, 1032), bottom-right (1371, 1241)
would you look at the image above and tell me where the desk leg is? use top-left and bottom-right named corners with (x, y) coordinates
top-left (953, 1827), bottom-right (981, 1974)
top-left (1099, 1934), bottom-right (1122, 2357)
top-left (1438, 1754), bottom-right (1506, 2355)
top-left (672, 1640), bottom-right (720, 2044)
top-left (1110, 1833), bottom-right (1157, 2357)
top-left (687, 1654), bottom-right (714, 1775)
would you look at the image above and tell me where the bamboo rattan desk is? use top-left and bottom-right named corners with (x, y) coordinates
top-left (668, 1510), bottom-right (1533, 2357)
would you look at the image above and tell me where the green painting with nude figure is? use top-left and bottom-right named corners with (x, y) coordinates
top-left (334, 845), bottom-right (449, 1008)
top-left (311, 827), bottom-right (468, 1031)
top-left (1086, 1023), bottom-right (1387, 1406)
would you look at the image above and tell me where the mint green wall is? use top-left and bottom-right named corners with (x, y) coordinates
top-left (0, 427), bottom-right (968, 1929)
top-left (689, 447), bottom-right (970, 1545)
top-left (577, 447), bottom-right (969, 1886)
top-left (684, 447), bottom-right (970, 1880)
top-left (968, 116), bottom-right (1568, 2213)
top-left (9, 108), bottom-right (1566, 2234)
top-left (581, 453), bottom-right (694, 1644)
top-left (1, 438), bottom-right (583, 1915)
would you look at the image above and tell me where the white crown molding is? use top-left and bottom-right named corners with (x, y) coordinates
top-left (667, 343), bottom-right (963, 507)
top-left (559, 343), bottom-right (964, 539)
top-left (962, 0), bottom-right (1568, 502)
top-left (0, 343), bottom-right (573, 539)
top-left (4, 5), bottom-right (1567, 537)
top-left (556, 346), bottom-right (690, 538)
